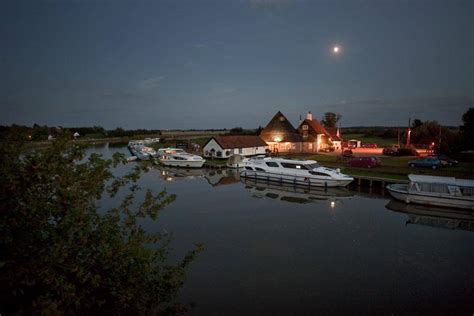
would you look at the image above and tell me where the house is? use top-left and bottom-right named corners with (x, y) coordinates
top-left (259, 111), bottom-right (343, 153)
top-left (259, 111), bottom-right (303, 153)
top-left (296, 111), bottom-right (334, 152)
top-left (203, 135), bottom-right (268, 159)
top-left (326, 127), bottom-right (343, 151)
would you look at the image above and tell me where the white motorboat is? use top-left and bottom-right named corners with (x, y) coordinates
top-left (240, 156), bottom-right (353, 187)
top-left (127, 141), bottom-right (156, 160)
top-left (157, 148), bottom-right (206, 168)
top-left (386, 174), bottom-right (474, 210)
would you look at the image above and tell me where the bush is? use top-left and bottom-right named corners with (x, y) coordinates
top-left (0, 135), bottom-right (202, 314)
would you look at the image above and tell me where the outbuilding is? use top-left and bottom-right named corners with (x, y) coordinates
top-left (203, 136), bottom-right (268, 159)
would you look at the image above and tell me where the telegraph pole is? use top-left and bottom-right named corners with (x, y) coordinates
top-left (406, 118), bottom-right (411, 147)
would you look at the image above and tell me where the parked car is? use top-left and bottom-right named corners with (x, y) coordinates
top-left (348, 156), bottom-right (380, 168)
top-left (382, 147), bottom-right (399, 156)
top-left (408, 157), bottom-right (443, 169)
top-left (429, 154), bottom-right (459, 166)
top-left (342, 149), bottom-right (353, 158)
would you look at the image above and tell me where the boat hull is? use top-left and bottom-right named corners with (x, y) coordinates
top-left (240, 170), bottom-right (353, 187)
top-left (159, 159), bottom-right (205, 168)
top-left (386, 184), bottom-right (474, 210)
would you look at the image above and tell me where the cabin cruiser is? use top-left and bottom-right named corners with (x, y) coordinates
top-left (386, 174), bottom-right (474, 210)
top-left (240, 157), bottom-right (353, 187)
top-left (127, 141), bottom-right (156, 160)
top-left (157, 148), bottom-right (206, 168)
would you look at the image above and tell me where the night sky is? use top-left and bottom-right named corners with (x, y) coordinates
top-left (1, 0), bottom-right (473, 129)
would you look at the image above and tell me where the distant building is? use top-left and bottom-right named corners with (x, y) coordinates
top-left (73, 132), bottom-right (80, 138)
top-left (260, 111), bottom-right (343, 153)
top-left (203, 135), bottom-right (268, 159)
top-left (259, 111), bottom-right (303, 153)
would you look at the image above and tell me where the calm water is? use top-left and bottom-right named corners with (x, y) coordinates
top-left (91, 144), bottom-right (474, 315)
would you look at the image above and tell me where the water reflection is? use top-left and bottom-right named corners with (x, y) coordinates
top-left (241, 178), bottom-right (353, 204)
top-left (157, 166), bottom-right (241, 187)
top-left (385, 200), bottom-right (474, 232)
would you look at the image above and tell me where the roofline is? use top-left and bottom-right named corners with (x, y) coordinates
top-left (204, 136), bottom-right (268, 149)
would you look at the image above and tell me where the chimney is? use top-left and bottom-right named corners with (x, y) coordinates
top-left (306, 111), bottom-right (313, 121)
top-left (336, 128), bottom-right (340, 137)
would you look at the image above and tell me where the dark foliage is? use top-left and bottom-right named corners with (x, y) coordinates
top-left (0, 134), bottom-right (202, 314)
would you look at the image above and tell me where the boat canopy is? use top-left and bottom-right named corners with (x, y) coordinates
top-left (408, 174), bottom-right (474, 188)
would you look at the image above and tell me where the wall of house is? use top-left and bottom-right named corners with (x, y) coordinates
top-left (204, 139), bottom-right (268, 158)
top-left (267, 142), bottom-right (302, 153)
top-left (203, 139), bottom-right (225, 158)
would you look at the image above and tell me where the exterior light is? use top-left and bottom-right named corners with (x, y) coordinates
top-left (330, 201), bottom-right (335, 208)
top-left (273, 136), bottom-right (282, 142)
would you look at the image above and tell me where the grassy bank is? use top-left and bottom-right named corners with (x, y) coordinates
top-left (283, 153), bottom-right (474, 180)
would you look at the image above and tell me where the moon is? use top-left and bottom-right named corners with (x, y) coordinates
top-left (333, 45), bottom-right (340, 54)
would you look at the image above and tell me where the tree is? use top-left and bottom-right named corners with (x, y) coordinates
top-left (0, 134), bottom-right (202, 314)
top-left (321, 112), bottom-right (342, 128)
top-left (460, 107), bottom-right (474, 149)
top-left (411, 119), bottom-right (423, 129)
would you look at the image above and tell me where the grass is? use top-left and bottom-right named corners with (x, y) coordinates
top-left (341, 168), bottom-right (409, 181)
top-left (283, 152), bottom-right (474, 180)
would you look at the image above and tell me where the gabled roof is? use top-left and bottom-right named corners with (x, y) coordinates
top-left (298, 118), bottom-right (331, 137)
top-left (260, 111), bottom-right (302, 142)
top-left (205, 135), bottom-right (267, 149)
top-left (326, 127), bottom-right (342, 141)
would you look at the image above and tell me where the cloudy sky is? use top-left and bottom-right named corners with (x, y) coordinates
top-left (1, 0), bottom-right (473, 129)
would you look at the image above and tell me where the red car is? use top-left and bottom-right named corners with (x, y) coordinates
top-left (348, 156), bottom-right (380, 168)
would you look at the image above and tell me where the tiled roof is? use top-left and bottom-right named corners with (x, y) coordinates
top-left (326, 127), bottom-right (342, 141)
top-left (260, 111), bottom-right (303, 142)
top-left (208, 135), bottom-right (268, 149)
top-left (298, 119), bottom-right (331, 137)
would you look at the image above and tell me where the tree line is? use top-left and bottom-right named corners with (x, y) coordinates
top-left (0, 125), bottom-right (163, 141)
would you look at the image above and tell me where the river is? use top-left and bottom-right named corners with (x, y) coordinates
top-left (89, 143), bottom-right (474, 315)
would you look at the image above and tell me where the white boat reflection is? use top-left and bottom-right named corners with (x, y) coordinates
top-left (385, 199), bottom-right (474, 232)
top-left (157, 167), bottom-right (207, 181)
top-left (156, 166), bottom-right (241, 186)
top-left (242, 178), bottom-right (353, 204)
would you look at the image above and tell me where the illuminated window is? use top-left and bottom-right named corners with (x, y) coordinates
top-left (302, 125), bottom-right (308, 130)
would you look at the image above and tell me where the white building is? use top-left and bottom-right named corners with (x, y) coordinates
top-left (203, 136), bottom-right (268, 159)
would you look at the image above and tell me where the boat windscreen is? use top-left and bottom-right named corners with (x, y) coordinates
top-left (305, 163), bottom-right (321, 170)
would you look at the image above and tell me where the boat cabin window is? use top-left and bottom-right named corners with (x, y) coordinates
top-left (265, 162), bottom-right (279, 167)
top-left (304, 163), bottom-right (321, 170)
top-left (309, 171), bottom-right (329, 176)
top-left (255, 167), bottom-right (265, 172)
top-left (461, 187), bottom-right (474, 196)
top-left (418, 182), bottom-right (449, 194)
top-left (281, 162), bottom-right (303, 169)
top-left (245, 166), bottom-right (254, 171)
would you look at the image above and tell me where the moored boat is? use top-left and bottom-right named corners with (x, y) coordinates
top-left (127, 141), bottom-right (156, 160)
top-left (386, 174), bottom-right (474, 210)
top-left (157, 148), bottom-right (205, 168)
top-left (240, 156), bottom-right (353, 187)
